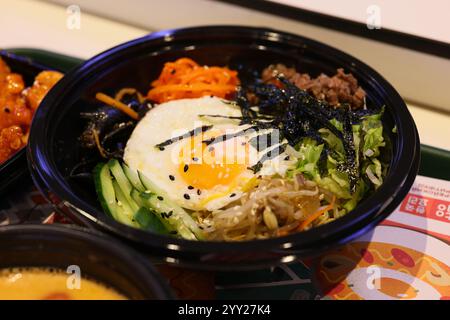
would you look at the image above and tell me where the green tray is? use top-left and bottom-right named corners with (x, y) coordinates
top-left (6, 48), bottom-right (450, 300)
top-left (7, 48), bottom-right (83, 73)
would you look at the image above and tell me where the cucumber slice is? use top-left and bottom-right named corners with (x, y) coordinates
top-left (95, 161), bottom-right (203, 240)
top-left (112, 181), bottom-right (139, 227)
top-left (138, 170), bottom-right (168, 197)
top-left (139, 192), bottom-right (177, 233)
top-left (123, 164), bottom-right (145, 192)
top-left (93, 163), bottom-right (118, 219)
top-left (139, 191), bottom-right (200, 240)
top-left (134, 207), bottom-right (169, 235)
top-left (138, 171), bottom-right (204, 240)
top-left (131, 188), bottom-right (147, 208)
top-left (108, 159), bottom-right (139, 212)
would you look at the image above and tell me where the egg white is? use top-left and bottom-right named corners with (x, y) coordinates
top-left (124, 96), bottom-right (298, 211)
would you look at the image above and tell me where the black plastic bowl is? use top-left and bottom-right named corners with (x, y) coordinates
top-left (0, 224), bottom-right (173, 299)
top-left (28, 26), bottom-right (420, 270)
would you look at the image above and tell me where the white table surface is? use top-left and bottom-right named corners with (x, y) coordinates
top-left (2, 0), bottom-right (450, 151)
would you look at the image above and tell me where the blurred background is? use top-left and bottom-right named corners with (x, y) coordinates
top-left (2, 0), bottom-right (449, 150)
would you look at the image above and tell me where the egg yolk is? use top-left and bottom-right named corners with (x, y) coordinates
top-left (178, 132), bottom-right (249, 190)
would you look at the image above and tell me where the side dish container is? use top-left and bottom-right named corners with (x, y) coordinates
top-left (0, 224), bottom-right (173, 299)
top-left (0, 51), bottom-right (52, 192)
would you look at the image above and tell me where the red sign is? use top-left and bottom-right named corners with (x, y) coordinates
top-left (399, 194), bottom-right (450, 224)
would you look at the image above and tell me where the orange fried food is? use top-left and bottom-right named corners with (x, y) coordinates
top-left (0, 65), bottom-right (30, 131)
top-left (0, 125), bottom-right (24, 163)
top-left (148, 57), bottom-right (239, 103)
top-left (25, 70), bottom-right (63, 110)
top-left (0, 57), bottom-right (63, 164)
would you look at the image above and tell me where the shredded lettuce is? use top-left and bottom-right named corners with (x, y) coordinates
top-left (343, 179), bottom-right (368, 212)
top-left (361, 109), bottom-right (385, 159)
top-left (287, 107), bottom-right (386, 214)
top-left (319, 128), bottom-right (344, 159)
top-left (288, 138), bottom-right (323, 181)
top-left (365, 158), bottom-right (383, 188)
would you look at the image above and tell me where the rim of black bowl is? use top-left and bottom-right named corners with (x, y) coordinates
top-left (0, 224), bottom-right (174, 299)
top-left (27, 26), bottom-right (420, 264)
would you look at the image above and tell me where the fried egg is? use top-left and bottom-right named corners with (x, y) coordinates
top-left (124, 96), bottom-right (296, 211)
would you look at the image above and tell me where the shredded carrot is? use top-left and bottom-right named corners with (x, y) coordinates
top-left (148, 57), bottom-right (239, 103)
top-left (297, 195), bottom-right (336, 231)
top-left (95, 92), bottom-right (139, 120)
top-left (92, 129), bottom-right (107, 158)
top-left (114, 88), bottom-right (145, 103)
top-left (276, 221), bottom-right (301, 237)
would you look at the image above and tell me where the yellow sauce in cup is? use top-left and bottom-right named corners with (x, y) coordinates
top-left (0, 268), bottom-right (126, 300)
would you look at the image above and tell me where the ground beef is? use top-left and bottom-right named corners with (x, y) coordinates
top-left (261, 64), bottom-right (366, 109)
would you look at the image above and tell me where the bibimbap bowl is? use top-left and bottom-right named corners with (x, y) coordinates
top-left (28, 26), bottom-right (420, 269)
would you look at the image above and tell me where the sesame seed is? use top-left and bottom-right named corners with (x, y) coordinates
top-left (192, 157), bottom-right (199, 162)
top-left (188, 185), bottom-right (194, 190)
top-left (284, 155), bottom-right (290, 160)
top-left (197, 189), bottom-right (202, 195)
top-left (169, 175), bottom-right (175, 181)
top-left (162, 211), bottom-right (173, 219)
top-left (159, 146), bottom-right (165, 151)
top-left (183, 164), bottom-right (189, 172)
top-left (230, 193), bottom-right (236, 198)
top-left (157, 196), bottom-right (164, 201)
top-left (184, 194), bottom-right (190, 200)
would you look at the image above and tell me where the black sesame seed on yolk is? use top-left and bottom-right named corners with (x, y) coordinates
top-left (178, 132), bottom-right (248, 194)
top-left (184, 194), bottom-right (190, 200)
